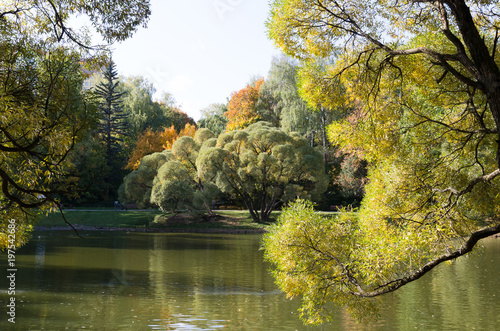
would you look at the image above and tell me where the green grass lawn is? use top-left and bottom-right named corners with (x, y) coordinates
top-left (37, 209), bottom-right (162, 228)
top-left (35, 209), bottom-right (277, 231)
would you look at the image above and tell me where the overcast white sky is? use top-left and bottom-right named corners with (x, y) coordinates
top-left (110, 0), bottom-right (280, 121)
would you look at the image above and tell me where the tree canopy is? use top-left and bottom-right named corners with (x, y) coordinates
top-left (120, 77), bottom-right (194, 136)
top-left (225, 78), bottom-right (265, 131)
top-left (0, 0), bottom-right (151, 249)
top-left (263, 0), bottom-right (500, 324)
top-left (125, 123), bottom-right (196, 170)
top-left (119, 151), bottom-right (172, 209)
top-left (258, 55), bottom-right (313, 134)
top-left (198, 103), bottom-right (228, 136)
top-left (197, 122), bottom-right (328, 222)
top-left (150, 129), bottom-right (219, 215)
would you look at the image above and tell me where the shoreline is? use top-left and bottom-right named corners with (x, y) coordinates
top-left (33, 225), bottom-right (269, 234)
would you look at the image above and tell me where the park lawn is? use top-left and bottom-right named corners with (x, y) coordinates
top-left (36, 209), bottom-right (163, 228)
top-left (35, 209), bottom-right (278, 231)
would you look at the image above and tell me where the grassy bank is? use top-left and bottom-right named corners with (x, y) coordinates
top-left (36, 209), bottom-right (161, 228)
top-left (35, 209), bottom-right (276, 232)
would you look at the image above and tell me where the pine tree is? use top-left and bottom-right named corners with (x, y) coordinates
top-left (95, 62), bottom-right (130, 200)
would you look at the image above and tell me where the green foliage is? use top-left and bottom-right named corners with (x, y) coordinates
top-left (262, 200), bottom-right (377, 324)
top-left (95, 62), bottom-right (129, 154)
top-left (259, 55), bottom-right (356, 210)
top-left (0, 44), bottom-right (91, 248)
top-left (120, 77), bottom-right (195, 137)
top-left (67, 135), bottom-right (108, 204)
top-left (119, 151), bottom-right (172, 208)
top-left (151, 163), bottom-right (195, 212)
top-left (198, 103), bottom-right (228, 136)
top-left (0, 0), bottom-right (151, 249)
top-left (258, 55), bottom-right (312, 134)
top-left (123, 129), bottom-right (221, 215)
top-left (197, 122), bottom-right (328, 222)
top-left (94, 61), bottom-right (130, 200)
top-left (335, 154), bottom-right (367, 205)
top-left (194, 128), bottom-right (216, 144)
top-left (120, 76), bottom-right (158, 135)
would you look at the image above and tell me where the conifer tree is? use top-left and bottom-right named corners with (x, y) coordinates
top-left (95, 62), bottom-right (130, 199)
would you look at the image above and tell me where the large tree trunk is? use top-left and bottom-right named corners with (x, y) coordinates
top-left (447, 0), bottom-right (500, 166)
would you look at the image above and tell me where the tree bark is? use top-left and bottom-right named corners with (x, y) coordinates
top-left (446, 0), bottom-right (500, 166)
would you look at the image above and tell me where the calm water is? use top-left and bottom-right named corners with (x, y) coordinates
top-left (1, 231), bottom-right (499, 330)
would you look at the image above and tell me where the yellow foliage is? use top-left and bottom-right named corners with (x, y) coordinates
top-left (264, 0), bottom-right (500, 324)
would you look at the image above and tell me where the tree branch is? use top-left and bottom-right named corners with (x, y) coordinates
top-left (434, 168), bottom-right (500, 196)
top-left (353, 223), bottom-right (500, 297)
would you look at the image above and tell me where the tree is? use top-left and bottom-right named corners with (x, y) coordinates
top-left (125, 123), bottom-right (197, 170)
top-left (96, 63), bottom-right (129, 155)
top-left (94, 62), bottom-right (129, 200)
top-left (120, 78), bottom-right (192, 136)
top-left (198, 103), bottom-right (228, 136)
top-left (260, 55), bottom-right (341, 177)
top-left (0, 0), bottom-right (150, 250)
top-left (225, 78), bottom-right (265, 131)
top-left (162, 102), bottom-right (196, 132)
top-left (264, 0), bottom-right (500, 324)
top-left (150, 161), bottom-right (196, 213)
top-left (333, 152), bottom-right (367, 206)
top-left (150, 129), bottom-right (220, 215)
top-left (119, 151), bottom-right (173, 208)
top-left (0, 46), bottom-right (90, 248)
top-left (197, 122), bottom-right (328, 222)
top-left (120, 76), bottom-right (157, 135)
top-left (258, 55), bottom-right (313, 134)
top-left (66, 134), bottom-right (108, 204)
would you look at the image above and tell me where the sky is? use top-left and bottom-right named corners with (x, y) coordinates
top-left (109, 0), bottom-right (280, 121)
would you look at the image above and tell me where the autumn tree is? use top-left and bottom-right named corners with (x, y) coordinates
top-left (261, 55), bottom-right (363, 208)
top-left (159, 94), bottom-right (196, 132)
top-left (197, 122), bottom-right (328, 222)
top-left (125, 123), bottom-right (197, 170)
top-left (0, 0), bottom-right (150, 249)
top-left (263, 0), bottom-right (500, 324)
top-left (225, 78), bottom-right (265, 131)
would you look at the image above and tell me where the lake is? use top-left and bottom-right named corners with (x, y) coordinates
top-left (1, 231), bottom-right (499, 330)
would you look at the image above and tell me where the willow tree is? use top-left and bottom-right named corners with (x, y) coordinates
top-left (197, 122), bottom-right (328, 222)
top-left (119, 151), bottom-right (172, 208)
top-left (262, 0), bottom-right (500, 324)
top-left (150, 129), bottom-right (220, 215)
top-left (0, 0), bottom-right (151, 250)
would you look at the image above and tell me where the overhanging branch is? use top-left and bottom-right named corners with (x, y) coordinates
top-left (353, 223), bottom-right (500, 297)
top-left (434, 168), bottom-right (500, 196)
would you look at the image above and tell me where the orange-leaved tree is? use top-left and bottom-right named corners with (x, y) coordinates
top-left (225, 78), bottom-right (265, 131)
top-left (179, 122), bottom-right (197, 138)
top-left (126, 123), bottom-right (196, 170)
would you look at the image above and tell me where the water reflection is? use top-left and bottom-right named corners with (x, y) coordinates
top-left (0, 232), bottom-right (499, 330)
